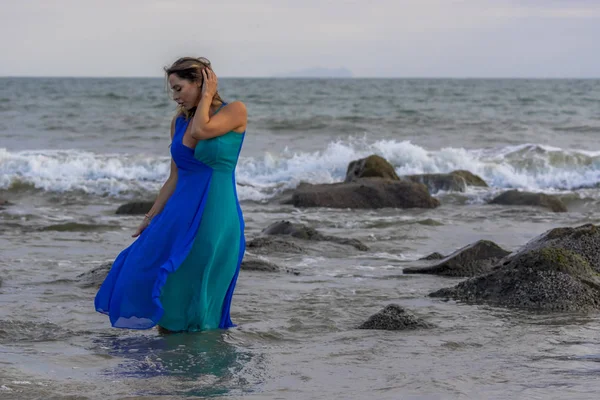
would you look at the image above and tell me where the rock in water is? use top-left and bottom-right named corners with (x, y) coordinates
top-left (504, 223), bottom-right (600, 272)
top-left (358, 304), bottom-right (432, 330)
top-left (291, 178), bottom-right (440, 209)
top-left (401, 170), bottom-right (488, 194)
top-left (430, 235), bottom-right (600, 312)
top-left (404, 240), bottom-right (510, 277)
top-left (241, 257), bottom-right (280, 272)
top-left (77, 262), bottom-right (112, 288)
top-left (241, 256), bottom-right (300, 275)
top-left (246, 236), bottom-right (306, 255)
top-left (419, 252), bottom-right (445, 261)
top-left (489, 190), bottom-right (567, 213)
top-left (345, 154), bottom-right (400, 182)
top-left (402, 173), bottom-right (467, 193)
top-left (451, 170), bottom-right (488, 187)
top-left (260, 220), bottom-right (368, 251)
top-left (116, 201), bottom-right (154, 215)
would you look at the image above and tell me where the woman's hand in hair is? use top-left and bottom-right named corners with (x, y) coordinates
top-left (201, 68), bottom-right (218, 99)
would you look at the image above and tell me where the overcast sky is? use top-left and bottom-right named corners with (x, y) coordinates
top-left (1, 0), bottom-right (599, 78)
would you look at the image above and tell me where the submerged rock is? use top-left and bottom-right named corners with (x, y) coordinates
top-left (116, 201), bottom-right (154, 215)
top-left (291, 178), bottom-right (440, 209)
top-left (402, 170), bottom-right (488, 194)
top-left (77, 262), bottom-right (112, 288)
top-left (241, 257), bottom-right (280, 272)
top-left (246, 236), bottom-right (305, 255)
top-left (241, 256), bottom-right (300, 275)
top-left (358, 304), bottom-right (433, 330)
top-left (261, 220), bottom-right (368, 251)
top-left (489, 190), bottom-right (567, 213)
top-left (404, 240), bottom-right (510, 277)
top-left (345, 154), bottom-right (400, 182)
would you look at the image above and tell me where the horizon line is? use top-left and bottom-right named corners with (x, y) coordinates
top-left (1, 75), bottom-right (599, 80)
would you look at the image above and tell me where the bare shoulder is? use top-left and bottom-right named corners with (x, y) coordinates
top-left (224, 101), bottom-right (247, 116)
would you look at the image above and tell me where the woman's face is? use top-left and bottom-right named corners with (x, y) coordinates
top-left (168, 73), bottom-right (201, 110)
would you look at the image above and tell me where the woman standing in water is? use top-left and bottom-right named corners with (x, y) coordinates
top-left (95, 57), bottom-right (247, 333)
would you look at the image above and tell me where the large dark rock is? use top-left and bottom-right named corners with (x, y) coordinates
top-left (489, 190), bottom-right (567, 213)
top-left (345, 155), bottom-right (400, 182)
top-left (261, 220), bottom-right (368, 251)
top-left (402, 170), bottom-right (488, 194)
top-left (499, 224), bottom-right (600, 273)
top-left (430, 248), bottom-right (600, 311)
top-left (430, 224), bottom-right (600, 311)
top-left (291, 178), bottom-right (440, 209)
top-left (116, 201), bottom-right (154, 215)
top-left (404, 240), bottom-right (511, 277)
top-left (358, 304), bottom-right (432, 330)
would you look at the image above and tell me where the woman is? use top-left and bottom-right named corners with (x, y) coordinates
top-left (95, 57), bottom-right (247, 333)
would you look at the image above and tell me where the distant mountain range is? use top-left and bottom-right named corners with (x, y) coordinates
top-left (278, 67), bottom-right (353, 78)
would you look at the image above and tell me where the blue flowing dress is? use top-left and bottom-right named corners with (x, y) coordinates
top-left (95, 105), bottom-right (246, 331)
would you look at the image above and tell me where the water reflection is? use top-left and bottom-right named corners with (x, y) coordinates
top-left (94, 329), bottom-right (260, 397)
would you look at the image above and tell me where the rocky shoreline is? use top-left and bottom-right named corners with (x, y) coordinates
top-left (91, 154), bottom-right (589, 330)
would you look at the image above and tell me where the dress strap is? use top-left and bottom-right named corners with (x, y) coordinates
top-left (214, 102), bottom-right (227, 115)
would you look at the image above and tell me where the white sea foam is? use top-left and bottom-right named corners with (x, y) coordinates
top-left (3, 139), bottom-right (600, 201)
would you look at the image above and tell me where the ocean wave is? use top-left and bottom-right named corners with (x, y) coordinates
top-left (0, 148), bottom-right (168, 198)
top-left (236, 139), bottom-right (600, 199)
top-left (3, 139), bottom-right (600, 202)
